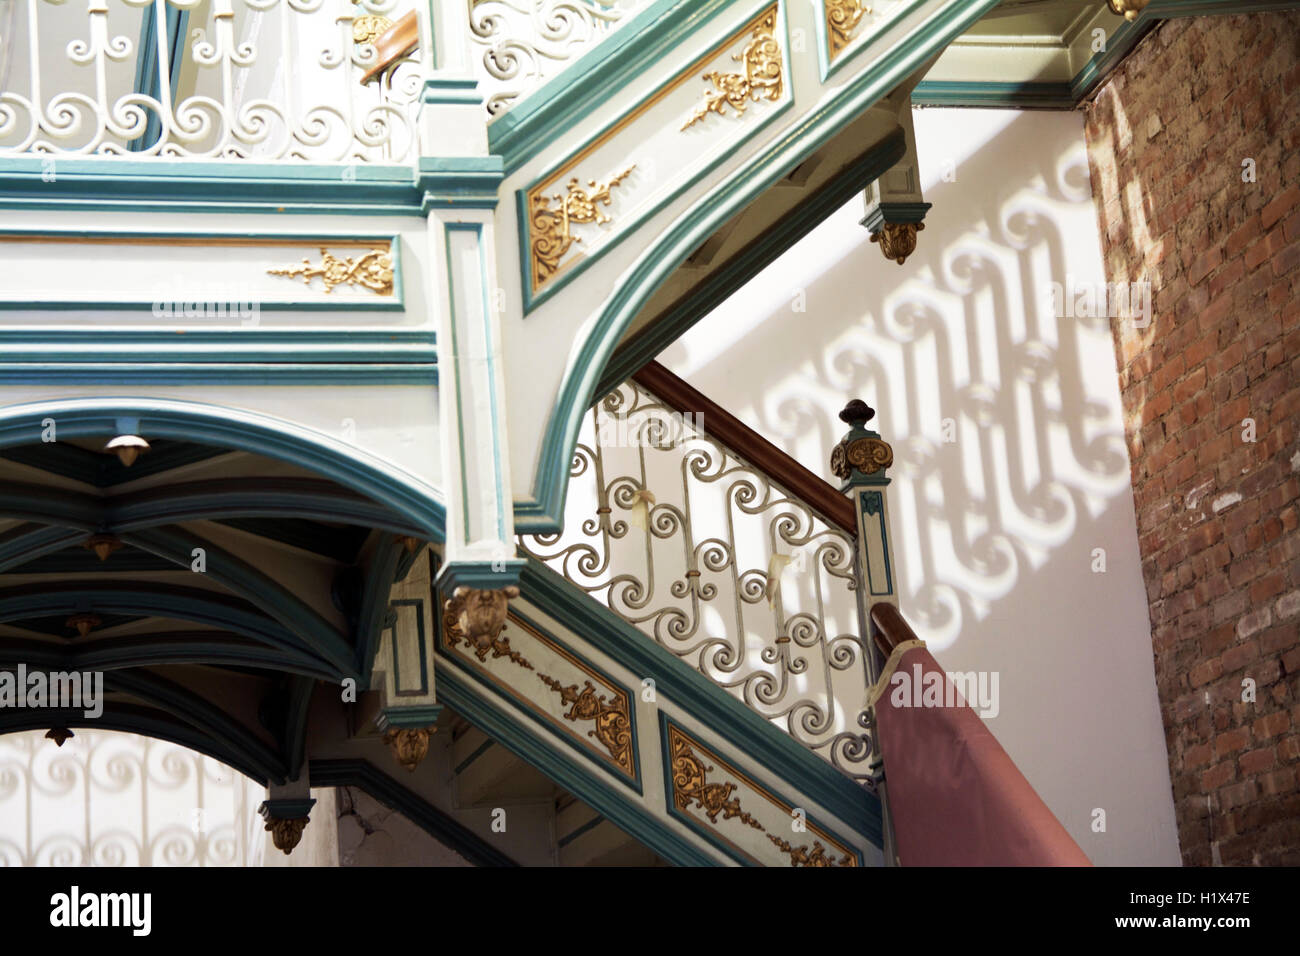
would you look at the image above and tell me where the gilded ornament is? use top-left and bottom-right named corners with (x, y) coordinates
top-left (268, 247), bottom-right (394, 295)
top-left (352, 15), bottom-right (393, 45)
top-left (826, 0), bottom-right (869, 59)
top-left (1106, 0), bottom-right (1149, 21)
top-left (264, 816), bottom-right (309, 855)
top-left (869, 221), bottom-right (923, 265)
top-left (768, 834), bottom-right (855, 867)
top-left (530, 166), bottom-right (635, 287)
top-left (667, 726), bottom-right (763, 830)
top-left (829, 436), bottom-right (893, 480)
top-left (442, 586), bottom-right (533, 668)
top-left (539, 675), bottom-right (634, 774)
top-left (383, 726), bottom-right (434, 772)
top-left (681, 12), bottom-right (783, 130)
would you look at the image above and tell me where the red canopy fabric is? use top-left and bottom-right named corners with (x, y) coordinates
top-left (871, 640), bottom-right (1091, 866)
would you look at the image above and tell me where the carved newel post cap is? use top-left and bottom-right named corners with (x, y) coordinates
top-left (838, 399), bottom-right (876, 428)
top-left (830, 399), bottom-right (893, 485)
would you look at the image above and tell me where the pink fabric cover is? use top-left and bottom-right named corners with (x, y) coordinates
top-left (874, 646), bottom-right (1092, 866)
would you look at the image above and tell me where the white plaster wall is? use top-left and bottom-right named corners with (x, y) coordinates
top-left (657, 108), bottom-right (1181, 866)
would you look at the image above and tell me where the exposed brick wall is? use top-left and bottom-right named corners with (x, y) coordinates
top-left (1084, 12), bottom-right (1300, 865)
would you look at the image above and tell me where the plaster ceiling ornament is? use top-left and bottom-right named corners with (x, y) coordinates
top-left (104, 434), bottom-right (149, 467)
top-left (868, 221), bottom-right (924, 265)
top-left (1107, 0), bottom-right (1149, 21)
top-left (382, 726), bottom-right (434, 772)
top-left (681, 10), bottom-right (784, 130)
top-left (267, 248), bottom-right (394, 295)
top-left (530, 166), bottom-right (636, 287)
top-left (83, 534), bottom-right (123, 562)
top-left (66, 614), bottom-right (101, 638)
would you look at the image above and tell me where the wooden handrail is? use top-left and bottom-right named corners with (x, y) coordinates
top-left (360, 11), bottom-right (419, 85)
top-left (630, 361), bottom-right (858, 536)
top-left (869, 601), bottom-right (916, 658)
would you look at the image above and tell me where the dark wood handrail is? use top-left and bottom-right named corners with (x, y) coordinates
top-left (630, 361), bottom-right (857, 535)
top-left (869, 601), bottom-right (917, 658)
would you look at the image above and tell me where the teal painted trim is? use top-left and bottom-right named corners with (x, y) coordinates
top-left (418, 155), bottom-right (504, 211)
top-left (308, 757), bottom-right (520, 866)
top-left (657, 712), bottom-right (867, 866)
top-left (0, 526), bottom-right (84, 574)
top-left (107, 668), bottom-right (291, 784)
top-left (378, 704), bottom-right (444, 729)
top-left (443, 221), bottom-right (510, 545)
top-left (861, 200), bottom-right (932, 232)
top-left (488, 0), bottom-right (739, 177)
top-left (861, 491), bottom-right (894, 597)
top-left (388, 598), bottom-right (430, 696)
top-left (520, 558), bottom-right (883, 845)
top-left (1068, 14), bottom-right (1157, 103)
top-left (434, 559), bottom-right (526, 593)
top-left (0, 705), bottom-right (278, 786)
top-left (434, 602), bottom-right (644, 793)
top-left (0, 580), bottom-right (345, 680)
top-left (0, 329), bottom-right (433, 351)
top-left (0, 398), bottom-right (447, 540)
top-left (518, 1), bottom-right (794, 316)
top-left (557, 811), bottom-right (605, 849)
top-left (592, 126), bottom-right (905, 398)
top-left (523, 0), bottom-right (1001, 532)
top-left (437, 666), bottom-right (718, 866)
top-left (357, 533), bottom-right (404, 678)
top-left (0, 158), bottom-right (425, 215)
top-left (0, 227), bottom-right (407, 312)
top-left (124, 526), bottom-right (357, 676)
top-left (0, 364), bottom-right (438, 385)
top-left (817, 0), bottom-right (926, 83)
top-left (0, 478), bottom-right (423, 538)
top-left (454, 737), bottom-right (496, 775)
top-left (259, 797), bottom-right (317, 818)
top-left (0, 634), bottom-right (340, 681)
top-left (911, 80), bottom-right (1076, 109)
top-left (284, 676), bottom-right (315, 780)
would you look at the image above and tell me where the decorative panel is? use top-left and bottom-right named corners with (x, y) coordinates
top-left (516, 2), bottom-right (791, 311)
top-left (437, 602), bottom-right (641, 790)
top-left (0, 231), bottom-right (404, 313)
top-left (660, 716), bottom-right (862, 866)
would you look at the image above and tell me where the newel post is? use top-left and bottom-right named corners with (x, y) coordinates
top-left (831, 398), bottom-right (900, 866)
top-left (830, 400), bottom-right (899, 663)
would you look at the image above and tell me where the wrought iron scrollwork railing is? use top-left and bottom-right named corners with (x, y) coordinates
top-left (0, 729), bottom-right (266, 866)
top-left (0, 0), bottom-right (422, 160)
top-left (519, 371), bottom-right (877, 784)
top-left (469, 0), bottom-right (648, 117)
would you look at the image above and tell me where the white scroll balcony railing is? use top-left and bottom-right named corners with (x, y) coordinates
top-left (0, 0), bottom-right (425, 160)
top-left (469, 0), bottom-right (649, 117)
top-left (519, 373), bottom-right (877, 785)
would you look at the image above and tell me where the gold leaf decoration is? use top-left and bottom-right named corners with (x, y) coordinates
top-left (768, 834), bottom-right (855, 867)
top-left (667, 725), bottom-right (763, 830)
top-left (353, 15), bottom-right (393, 45)
top-left (529, 165), bottom-right (635, 288)
top-left (681, 11), bottom-right (783, 130)
top-left (538, 675), bottom-right (634, 774)
top-left (267, 247), bottom-right (394, 295)
top-left (826, 0), bottom-right (869, 60)
top-left (442, 590), bottom-right (534, 670)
